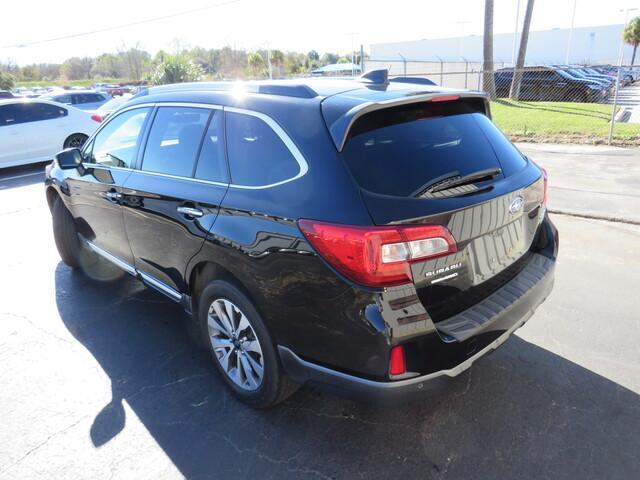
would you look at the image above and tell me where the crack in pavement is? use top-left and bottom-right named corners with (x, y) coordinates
top-left (0, 416), bottom-right (89, 477)
top-left (281, 404), bottom-right (408, 428)
top-left (218, 434), bottom-right (334, 479)
top-left (550, 185), bottom-right (640, 199)
top-left (549, 209), bottom-right (640, 226)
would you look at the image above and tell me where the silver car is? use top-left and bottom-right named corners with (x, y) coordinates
top-left (42, 90), bottom-right (109, 111)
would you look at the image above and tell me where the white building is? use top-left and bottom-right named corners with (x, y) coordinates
top-left (370, 24), bottom-right (634, 66)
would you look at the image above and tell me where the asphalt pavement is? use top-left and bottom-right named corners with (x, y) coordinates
top-left (0, 148), bottom-right (638, 480)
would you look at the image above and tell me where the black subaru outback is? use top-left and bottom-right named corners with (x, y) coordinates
top-left (45, 71), bottom-right (558, 407)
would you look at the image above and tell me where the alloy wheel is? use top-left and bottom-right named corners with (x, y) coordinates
top-left (66, 134), bottom-right (86, 149)
top-left (207, 298), bottom-right (264, 391)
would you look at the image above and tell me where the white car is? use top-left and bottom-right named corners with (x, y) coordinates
top-left (0, 98), bottom-right (100, 168)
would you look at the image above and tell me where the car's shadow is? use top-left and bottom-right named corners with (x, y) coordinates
top-left (54, 263), bottom-right (640, 480)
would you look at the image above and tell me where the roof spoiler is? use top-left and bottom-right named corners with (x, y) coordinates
top-left (327, 91), bottom-right (489, 151)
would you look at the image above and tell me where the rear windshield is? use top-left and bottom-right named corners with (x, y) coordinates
top-left (341, 100), bottom-right (527, 197)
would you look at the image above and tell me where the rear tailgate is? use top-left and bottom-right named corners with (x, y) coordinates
top-left (338, 96), bottom-right (547, 336)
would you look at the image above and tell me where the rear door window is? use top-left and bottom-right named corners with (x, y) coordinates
top-left (341, 100), bottom-right (527, 197)
top-left (225, 111), bottom-right (300, 187)
top-left (53, 94), bottom-right (72, 104)
top-left (141, 107), bottom-right (210, 178)
top-left (0, 104), bottom-right (19, 125)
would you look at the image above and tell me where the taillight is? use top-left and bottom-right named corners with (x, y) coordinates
top-left (298, 219), bottom-right (457, 288)
top-left (91, 114), bottom-right (103, 122)
top-left (389, 345), bottom-right (406, 376)
top-left (540, 167), bottom-right (548, 206)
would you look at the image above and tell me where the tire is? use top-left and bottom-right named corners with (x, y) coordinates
top-left (197, 280), bottom-right (299, 408)
top-left (52, 196), bottom-right (82, 268)
top-left (568, 90), bottom-right (587, 103)
top-left (63, 133), bottom-right (88, 149)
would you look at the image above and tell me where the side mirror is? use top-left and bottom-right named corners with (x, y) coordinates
top-left (55, 148), bottom-right (82, 170)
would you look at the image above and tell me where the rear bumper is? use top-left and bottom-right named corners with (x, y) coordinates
top-left (279, 253), bottom-right (555, 403)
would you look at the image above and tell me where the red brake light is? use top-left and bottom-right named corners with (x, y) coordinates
top-left (431, 95), bottom-right (460, 102)
top-left (389, 345), bottom-right (406, 376)
top-left (298, 220), bottom-right (457, 288)
top-left (91, 114), bottom-right (103, 122)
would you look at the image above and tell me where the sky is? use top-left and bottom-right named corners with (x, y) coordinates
top-left (1, 0), bottom-right (637, 65)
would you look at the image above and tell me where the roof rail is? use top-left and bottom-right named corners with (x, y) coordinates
top-left (133, 81), bottom-right (318, 99)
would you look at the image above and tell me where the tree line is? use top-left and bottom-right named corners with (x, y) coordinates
top-left (0, 46), bottom-right (356, 89)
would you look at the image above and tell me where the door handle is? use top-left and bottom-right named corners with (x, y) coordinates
top-left (177, 206), bottom-right (203, 218)
top-left (105, 191), bottom-right (122, 202)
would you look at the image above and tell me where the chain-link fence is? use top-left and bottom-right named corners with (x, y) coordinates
top-left (364, 60), bottom-right (640, 144)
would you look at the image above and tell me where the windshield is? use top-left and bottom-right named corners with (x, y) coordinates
top-left (341, 101), bottom-right (527, 197)
top-left (556, 70), bottom-right (575, 80)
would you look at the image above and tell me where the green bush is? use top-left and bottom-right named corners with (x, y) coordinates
top-left (0, 71), bottom-right (15, 90)
top-left (150, 55), bottom-right (204, 85)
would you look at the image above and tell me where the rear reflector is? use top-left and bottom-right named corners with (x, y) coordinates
top-left (91, 114), bottom-right (103, 122)
top-left (298, 220), bottom-right (456, 288)
top-left (389, 345), bottom-right (406, 376)
top-left (540, 167), bottom-right (548, 206)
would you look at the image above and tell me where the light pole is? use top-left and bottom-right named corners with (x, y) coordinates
top-left (565, 0), bottom-right (577, 64)
top-left (608, 7), bottom-right (638, 145)
top-left (511, 0), bottom-right (521, 67)
top-left (455, 21), bottom-right (471, 60)
top-left (348, 32), bottom-right (358, 77)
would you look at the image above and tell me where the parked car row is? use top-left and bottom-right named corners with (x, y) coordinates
top-left (494, 65), bottom-right (638, 103)
top-left (8, 83), bottom-right (144, 103)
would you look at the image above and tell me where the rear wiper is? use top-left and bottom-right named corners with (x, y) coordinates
top-left (431, 167), bottom-right (502, 192)
top-left (414, 168), bottom-right (502, 197)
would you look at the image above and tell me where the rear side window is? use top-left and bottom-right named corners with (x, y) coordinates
top-left (225, 111), bottom-right (299, 187)
top-left (194, 110), bottom-right (227, 182)
top-left (141, 107), bottom-right (210, 177)
top-left (342, 101), bottom-right (527, 197)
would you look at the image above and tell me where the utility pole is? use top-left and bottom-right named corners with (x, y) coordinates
top-left (565, 0), bottom-right (577, 64)
top-left (609, 7), bottom-right (638, 144)
top-left (360, 44), bottom-right (365, 73)
top-left (267, 46), bottom-right (272, 79)
top-left (511, 0), bottom-right (521, 67)
top-left (456, 21), bottom-right (471, 60)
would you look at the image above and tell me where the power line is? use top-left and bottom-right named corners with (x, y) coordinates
top-left (0, 0), bottom-right (241, 49)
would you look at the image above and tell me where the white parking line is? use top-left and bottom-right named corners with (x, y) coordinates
top-left (0, 171), bottom-right (44, 182)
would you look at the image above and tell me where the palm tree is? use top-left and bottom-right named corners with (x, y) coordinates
top-left (482, 0), bottom-right (496, 99)
top-left (623, 16), bottom-right (640, 66)
top-left (247, 52), bottom-right (265, 76)
top-left (510, 0), bottom-right (535, 100)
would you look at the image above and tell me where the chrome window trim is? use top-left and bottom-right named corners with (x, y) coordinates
top-left (124, 168), bottom-right (228, 187)
top-left (81, 102), bottom-right (309, 190)
top-left (224, 106), bottom-right (309, 189)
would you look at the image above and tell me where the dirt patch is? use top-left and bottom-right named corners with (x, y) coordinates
top-left (507, 133), bottom-right (640, 147)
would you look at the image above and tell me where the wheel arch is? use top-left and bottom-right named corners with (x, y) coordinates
top-left (188, 260), bottom-right (259, 314)
top-left (45, 185), bottom-right (60, 212)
